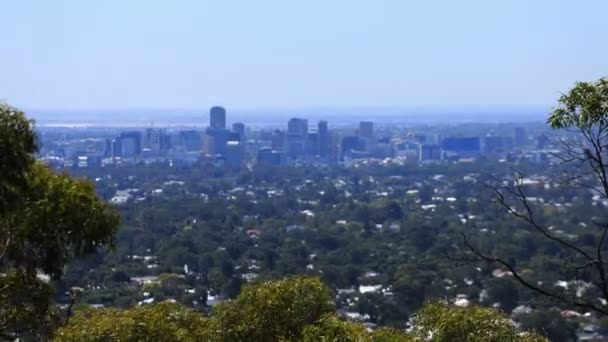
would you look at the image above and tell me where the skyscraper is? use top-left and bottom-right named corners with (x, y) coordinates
top-left (224, 140), bottom-right (244, 169)
top-left (318, 120), bottom-right (329, 157)
top-left (419, 144), bottom-right (443, 162)
top-left (341, 136), bottom-right (364, 154)
top-left (359, 121), bottom-right (374, 139)
top-left (111, 138), bottom-right (123, 158)
top-left (104, 139), bottom-right (113, 158)
top-left (204, 128), bottom-right (229, 156)
top-left (210, 106), bottom-right (226, 129)
top-left (271, 130), bottom-right (285, 151)
top-left (286, 118), bottom-right (308, 159)
top-left (358, 121), bottom-right (374, 152)
top-left (307, 132), bottom-right (318, 156)
top-left (232, 122), bottom-right (246, 142)
top-left (514, 127), bottom-right (527, 147)
top-left (441, 137), bottom-right (481, 156)
top-left (145, 128), bottom-right (170, 154)
top-left (204, 106), bottom-right (229, 156)
top-left (482, 136), bottom-right (504, 154)
top-left (120, 131), bottom-right (142, 156)
top-left (288, 118), bottom-right (308, 136)
top-left (179, 130), bottom-right (202, 152)
top-left (257, 148), bottom-right (285, 166)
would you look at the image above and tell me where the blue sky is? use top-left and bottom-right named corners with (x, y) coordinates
top-left (1, 0), bottom-right (607, 110)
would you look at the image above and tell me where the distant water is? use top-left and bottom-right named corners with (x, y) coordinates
top-left (28, 107), bottom-right (548, 128)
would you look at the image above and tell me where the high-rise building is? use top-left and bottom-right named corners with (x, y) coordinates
top-left (307, 132), bottom-right (318, 156)
top-left (483, 136), bottom-right (504, 154)
top-left (359, 121), bottom-right (374, 139)
top-left (288, 118), bottom-right (308, 136)
top-left (271, 130), bottom-right (285, 151)
top-left (145, 128), bottom-right (170, 154)
top-left (257, 148), bottom-right (285, 166)
top-left (341, 136), bottom-right (364, 154)
top-left (204, 128), bottom-right (229, 156)
top-left (204, 107), bottom-right (230, 156)
top-left (318, 121), bottom-right (329, 158)
top-left (104, 139), bottom-right (113, 158)
top-left (179, 130), bottom-right (202, 152)
top-left (514, 127), bottom-right (527, 147)
top-left (286, 135), bottom-right (306, 159)
top-left (111, 138), bottom-right (123, 158)
top-left (224, 140), bottom-right (244, 168)
top-left (482, 136), bottom-right (514, 154)
top-left (210, 106), bottom-right (226, 129)
top-left (119, 131), bottom-right (142, 156)
top-left (232, 122), bottom-right (246, 142)
top-left (419, 144), bottom-right (442, 162)
top-left (441, 137), bottom-right (481, 156)
top-left (286, 118), bottom-right (308, 159)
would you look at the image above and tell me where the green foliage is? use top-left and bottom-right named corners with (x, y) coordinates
top-left (0, 269), bottom-right (59, 341)
top-left (0, 103), bottom-right (37, 213)
top-left (53, 301), bottom-right (209, 342)
top-left (209, 276), bottom-right (335, 341)
top-left (301, 314), bottom-right (370, 341)
top-left (548, 77), bottom-right (608, 129)
top-left (0, 103), bottom-right (120, 339)
top-left (410, 301), bottom-right (547, 342)
top-left (301, 314), bottom-right (413, 341)
top-left (55, 276), bottom-right (546, 342)
top-left (6, 163), bottom-right (120, 278)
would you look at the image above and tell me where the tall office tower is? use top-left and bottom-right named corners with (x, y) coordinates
top-left (318, 120), bottom-right (329, 157)
top-left (202, 134), bottom-right (215, 155)
top-left (225, 141), bottom-right (244, 168)
top-left (224, 128), bottom-right (245, 168)
top-left (179, 130), bottom-right (202, 152)
top-left (359, 121), bottom-right (374, 139)
top-left (257, 148), bottom-right (285, 166)
top-left (204, 106), bottom-right (229, 156)
top-left (271, 130), bottom-right (285, 151)
top-left (441, 137), bottom-right (481, 157)
top-left (288, 118), bottom-right (308, 136)
top-left (210, 106), bottom-right (226, 129)
top-left (286, 118), bottom-right (308, 159)
top-left (104, 139), bottom-right (113, 158)
top-left (483, 136), bottom-right (505, 154)
top-left (419, 144), bottom-right (443, 162)
top-left (232, 122), bottom-right (246, 142)
top-left (111, 138), bottom-right (123, 158)
top-left (204, 128), bottom-right (229, 155)
top-left (514, 127), bottom-right (527, 147)
top-left (119, 131), bottom-right (142, 156)
top-left (341, 136), bottom-right (364, 156)
top-left (329, 132), bottom-right (340, 162)
top-left (145, 128), bottom-right (170, 153)
top-left (307, 132), bottom-right (318, 156)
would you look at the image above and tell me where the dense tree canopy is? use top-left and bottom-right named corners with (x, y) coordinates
top-left (53, 301), bottom-right (209, 342)
top-left (0, 103), bottom-right (120, 340)
top-left (55, 276), bottom-right (546, 342)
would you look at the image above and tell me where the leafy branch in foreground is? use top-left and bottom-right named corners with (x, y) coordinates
top-left (450, 77), bottom-right (608, 316)
top-left (0, 103), bottom-right (120, 340)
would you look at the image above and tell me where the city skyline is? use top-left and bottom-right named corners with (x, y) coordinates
top-left (51, 104), bottom-right (540, 170)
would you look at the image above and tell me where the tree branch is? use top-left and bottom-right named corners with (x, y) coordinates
top-left (458, 232), bottom-right (608, 316)
top-left (488, 178), bottom-right (594, 261)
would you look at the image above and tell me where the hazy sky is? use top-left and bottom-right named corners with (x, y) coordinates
top-left (1, 0), bottom-right (607, 110)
